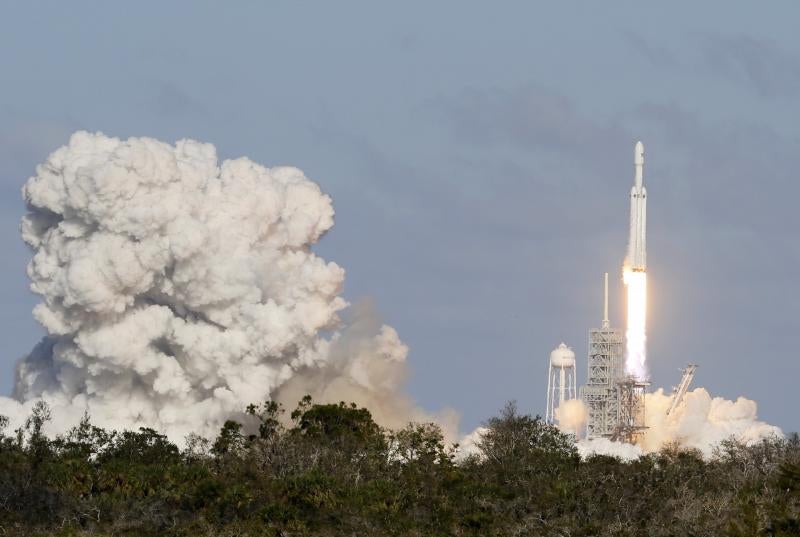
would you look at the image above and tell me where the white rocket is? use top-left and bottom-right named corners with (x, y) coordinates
top-left (627, 141), bottom-right (646, 271)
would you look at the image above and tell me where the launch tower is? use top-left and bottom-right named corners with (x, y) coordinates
top-left (580, 274), bottom-right (625, 438)
top-left (580, 275), bottom-right (649, 441)
top-left (580, 141), bottom-right (652, 442)
top-left (612, 376), bottom-right (649, 443)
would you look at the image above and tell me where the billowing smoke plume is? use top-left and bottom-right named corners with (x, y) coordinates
top-left (0, 131), bottom-right (452, 442)
top-left (273, 300), bottom-right (459, 438)
top-left (555, 398), bottom-right (587, 437)
top-left (578, 437), bottom-right (643, 461)
top-left (641, 388), bottom-right (781, 456)
top-left (578, 387), bottom-right (781, 459)
top-left (457, 386), bottom-right (780, 461)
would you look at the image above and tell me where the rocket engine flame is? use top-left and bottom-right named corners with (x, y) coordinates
top-left (623, 268), bottom-right (647, 379)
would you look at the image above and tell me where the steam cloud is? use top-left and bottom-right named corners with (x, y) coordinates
top-left (458, 385), bottom-right (780, 461)
top-left (0, 131), bottom-right (453, 442)
top-left (576, 388), bottom-right (782, 459)
top-left (641, 388), bottom-right (781, 455)
top-left (0, 131), bottom-right (781, 458)
top-left (554, 398), bottom-right (587, 436)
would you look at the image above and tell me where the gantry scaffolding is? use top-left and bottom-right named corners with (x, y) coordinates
top-left (580, 273), bottom-right (626, 439)
top-left (611, 376), bottom-right (650, 444)
top-left (581, 324), bottom-right (625, 438)
top-left (666, 364), bottom-right (697, 416)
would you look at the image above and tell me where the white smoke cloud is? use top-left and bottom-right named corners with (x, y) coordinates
top-left (577, 386), bottom-right (782, 459)
top-left (455, 385), bottom-right (778, 462)
top-left (641, 387), bottom-right (782, 456)
top-left (1, 131), bottom-right (451, 442)
top-left (454, 426), bottom-right (487, 460)
top-left (554, 398), bottom-right (587, 437)
top-left (577, 437), bottom-right (643, 461)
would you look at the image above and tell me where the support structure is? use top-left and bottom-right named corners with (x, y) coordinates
top-left (666, 364), bottom-right (697, 416)
top-left (580, 274), bottom-right (625, 438)
top-left (577, 142), bottom-right (654, 444)
top-left (611, 376), bottom-right (650, 443)
top-left (602, 272), bottom-right (610, 329)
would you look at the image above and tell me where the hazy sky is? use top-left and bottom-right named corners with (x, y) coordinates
top-left (1, 2), bottom-right (799, 432)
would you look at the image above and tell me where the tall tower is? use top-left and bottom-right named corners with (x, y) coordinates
top-left (546, 343), bottom-right (577, 425)
top-left (580, 273), bottom-right (625, 438)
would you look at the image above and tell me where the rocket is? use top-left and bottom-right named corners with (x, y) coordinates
top-left (627, 141), bottom-right (646, 271)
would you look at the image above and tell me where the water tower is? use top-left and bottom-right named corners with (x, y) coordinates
top-left (546, 343), bottom-right (577, 424)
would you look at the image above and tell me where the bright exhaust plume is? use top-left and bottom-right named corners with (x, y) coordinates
top-left (623, 268), bottom-right (647, 379)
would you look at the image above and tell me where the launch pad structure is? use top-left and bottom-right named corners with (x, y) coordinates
top-left (612, 377), bottom-right (650, 444)
top-left (540, 141), bottom-right (702, 444)
top-left (579, 273), bottom-right (649, 442)
top-left (667, 364), bottom-right (697, 416)
top-left (540, 141), bottom-right (654, 444)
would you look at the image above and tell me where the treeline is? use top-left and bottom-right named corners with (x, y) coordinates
top-left (0, 398), bottom-right (798, 536)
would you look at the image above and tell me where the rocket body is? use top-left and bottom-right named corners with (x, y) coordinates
top-left (628, 141), bottom-right (646, 271)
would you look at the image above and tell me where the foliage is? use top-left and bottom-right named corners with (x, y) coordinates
top-left (0, 399), bottom-right (795, 536)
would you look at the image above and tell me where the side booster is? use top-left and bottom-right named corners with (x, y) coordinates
top-left (628, 141), bottom-right (646, 272)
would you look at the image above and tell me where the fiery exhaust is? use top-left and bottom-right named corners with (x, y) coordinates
top-left (623, 268), bottom-right (647, 379)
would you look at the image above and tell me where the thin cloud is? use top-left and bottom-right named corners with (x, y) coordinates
top-left (149, 82), bottom-right (209, 119)
top-left (429, 85), bottom-right (631, 188)
top-left (698, 34), bottom-right (800, 99)
top-left (622, 30), bottom-right (679, 69)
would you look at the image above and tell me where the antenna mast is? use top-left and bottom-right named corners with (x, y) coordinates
top-left (602, 272), bottom-right (610, 329)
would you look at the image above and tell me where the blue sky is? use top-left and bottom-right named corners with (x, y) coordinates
top-left (1, 1), bottom-right (799, 432)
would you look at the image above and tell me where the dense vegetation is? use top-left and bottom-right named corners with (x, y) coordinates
top-left (0, 398), bottom-right (797, 536)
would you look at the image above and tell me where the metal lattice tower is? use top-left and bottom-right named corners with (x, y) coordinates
top-left (611, 376), bottom-right (649, 443)
top-left (580, 273), bottom-right (625, 439)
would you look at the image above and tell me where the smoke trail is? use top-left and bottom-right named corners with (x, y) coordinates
top-left (0, 131), bottom-right (453, 442)
top-left (623, 268), bottom-right (647, 378)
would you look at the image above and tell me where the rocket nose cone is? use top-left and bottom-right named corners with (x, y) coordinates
top-left (634, 141), bottom-right (644, 165)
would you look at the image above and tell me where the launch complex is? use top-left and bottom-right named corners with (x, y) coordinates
top-left (545, 142), bottom-right (696, 444)
top-left (581, 142), bottom-right (650, 442)
top-left (580, 273), bottom-right (649, 443)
